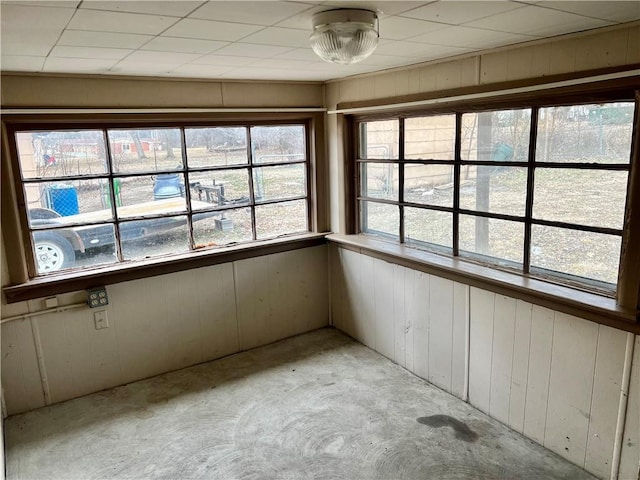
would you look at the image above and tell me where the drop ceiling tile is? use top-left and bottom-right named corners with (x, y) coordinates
top-left (190, 55), bottom-right (259, 66)
top-left (401, 1), bottom-right (525, 25)
top-left (122, 50), bottom-right (201, 64)
top-left (111, 59), bottom-right (189, 75)
top-left (50, 46), bottom-right (133, 59)
top-left (465, 5), bottom-right (612, 36)
top-left (169, 64), bottom-right (234, 77)
top-left (0, 4), bottom-right (75, 33)
top-left (250, 57), bottom-right (313, 69)
top-left (213, 43), bottom-right (293, 58)
top-left (0, 55), bottom-right (46, 71)
top-left (273, 47), bottom-right (320, 61)
top-left (410, 25), bottom-right (536, 48)
top-left (57, 30), bottom-right (153, 49)
top-left (3, 1), bottom-right (79, 7)
top-left (541, 1), bottom-right (640, 22)
top-left (162, 19), bottom-right (264, 41)
top-left (379, 16), bottom-right (449, 40)
top-left (67, 9), bottom-right (180, 35)
top-left (44, 57), bottom-right (118, 72)
top-left (1, 4), bottom-right (75, 56)
top-left (79, 1), bottom-right (204, 17)
top-left (1, 36), bottom-right (59, 57)
top-left (219, 66), bottom-right (320, 80)
top-left (189, 1), bottom-right (311, 26)
top-left (274, 5), bottom-right (326, 29)
top-left (322, 1), bottom-right (428, 17)
top-left (375, 40), bottom-right (471, 58)
top-left (141, 37), bottom-right (228, 54)
top-left (240, 27), bottom-right (310, 47)
top-left (358, 53), bottom-right (419, 67)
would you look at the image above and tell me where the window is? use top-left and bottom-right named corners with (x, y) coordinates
top-left (12, 121), bottom-right (311, 276)
top-left (356, 101), bottom-right (635, 294)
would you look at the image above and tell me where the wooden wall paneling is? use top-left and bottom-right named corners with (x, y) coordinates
top-left (161, 269), bottom-right (206, 370)
top-left (373, 258), bottom-right (395, 359)
top-left (489, 295), bottom-right (517, 425)
top-left (585, 326), bottom-right (632, 479)
top-left (451, 282), bottom-right (469, 400)
top-left (266, 253), bottom-right (289, 342)
top-left (402, 267), bottom-right (414, 371)
top-left (618, 335), bottom-right (640, 480)
top-left (544, 313), bottom-right (598, 466)
top-left (627, 26), bottom-right (640, 64)
top-left (508, 300), bottom-right (533, 433)
top-left (392, 264), bottom-right (407, 368)
top-left (549, 38), bottom-right (577, 75)
top-left (33, 310), bottom-right (89, 404)
top-left (575, 28), bottom-right (630, 71)
top-left (235, 254), bottom-right (276, 350)
top-left (523, 305), bottom-right (554, 444)
top-left (358, 254), bottom-right (376, 349)
top-left (197, 263), bottom-right (239, 362)
top-left (469, 287), bottom-right (495, 414)
top-left (328, 245), bottom-right (343, 328)
top-left (282, 246), bottom-right (327, 336)
top-left (428, 276), bottom-right (454, 392)
top-left (0, 320), bottom-right (46, 414)
top-left (340, 248), bottom-right (363, 342)
top-left (299, 245), bottom-right (329, 333)
top-left (409, 271), bottom-right (430, 381)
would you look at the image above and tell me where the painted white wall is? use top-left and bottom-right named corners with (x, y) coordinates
top-left (329, 244), bottom-right (639, 480)
top-left (1, 245), bottom-right (329, 416)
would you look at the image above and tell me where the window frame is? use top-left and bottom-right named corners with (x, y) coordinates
top-left (349, 85), bottom-right (639, 304)
top-left (1, 112), bottom-right (327, 302)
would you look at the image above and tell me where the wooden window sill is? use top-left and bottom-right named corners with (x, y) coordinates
top-left (3, 233), bottom-right (328, 304)
top-left (327, 234), bottom-right (639, 334)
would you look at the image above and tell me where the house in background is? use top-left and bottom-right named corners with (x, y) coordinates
top-left (1, 1), bottom-right (639, 479)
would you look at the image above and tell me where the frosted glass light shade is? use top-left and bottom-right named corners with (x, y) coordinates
top-left (310, 9), bottom-right (379, 65)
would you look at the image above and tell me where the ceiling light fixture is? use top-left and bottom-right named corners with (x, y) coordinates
top-left (310, 9), bottom-right (379, 65)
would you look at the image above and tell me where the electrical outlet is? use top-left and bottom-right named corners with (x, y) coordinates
top-left (87, 287), bottom-right (109, 308)
top-left (94, 310), bottom-right (108, 330)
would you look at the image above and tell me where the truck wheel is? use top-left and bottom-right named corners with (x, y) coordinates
top-left (33, 232), bottom-right (75, 273)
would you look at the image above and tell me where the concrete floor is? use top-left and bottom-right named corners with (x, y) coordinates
top-left (5, 328), bottom-right (596, 480)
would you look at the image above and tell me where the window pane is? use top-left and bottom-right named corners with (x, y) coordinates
top-left (404, 164), bottom-right (454, 207)
top-left (459, 166), bottom-right (527, 216)
top-left (193, 208), bottom-right (252, 247)
top-left (405, 115), bottom-right (456, 160)
top-left (359, 120), bottom-right (399, 159)
top-left (361, 201), bottom-right (399, 240)
top-left (536, 102), bottom-right (634, 163)
top-left (120, 216), bottom-right (189, 260)
top-left (33, 225), bottom-right (116, 274)
top-left (361, 163), bottom-right (399, 201)
top-left (255, 199), bottom-right (307, 239)
top-left (26, 179), bottom-right (114, 227)
top-left (16, 130), bottom-right (107, 179)
top-left (533, 169), bottom-right (627, 229)
top-left (405, 207), bottom-right (452, 249)
top-left (108, 128), bottom-right (183, 173)
top-left (460, 215), bottom-right (524, 265)
top-left (531, 225), bottom-right (620, 285)
top-left (189, 170), bottom-right (250, 210)
top-left (116, 175), bottom-right (186, 219)
top-left (461, 109), bottom-right (531, 162)
top-left (253, 164), bottom-right (306, 202)
top-left (185, 127), bottom-right (247, 167)
top-left (251, 125), bottom-right (305, 164)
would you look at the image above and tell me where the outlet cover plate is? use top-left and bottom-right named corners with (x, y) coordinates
top-left (87, 287), bottom-right (109, 308)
